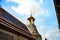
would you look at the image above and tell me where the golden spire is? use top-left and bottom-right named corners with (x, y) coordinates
top-left (27, 10), bottom-right (35, 24)
top-left (29, 9), bottom-right (32, 17)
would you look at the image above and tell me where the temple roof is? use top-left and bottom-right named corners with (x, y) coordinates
top-left (0, 7), bottom-right (29, 31)
top-left (54, 0), bottom-right (60, 29)
top-left (0, 7), bottom-right (36, 40)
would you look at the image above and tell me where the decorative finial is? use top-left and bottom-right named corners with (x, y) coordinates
top-left (27, 10), bottom-right (35, 24)
top-left (30, 10), bottom-right (32, 17)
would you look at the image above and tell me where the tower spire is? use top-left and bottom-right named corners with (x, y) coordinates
top-left (27, 10), bottom-right (35, 24)
top-left (30, 9), bottom-right (32, 17)
top-left (30, 12), bottom-right (32, 17)
top-left (27, 10), bottom-right (42, 40)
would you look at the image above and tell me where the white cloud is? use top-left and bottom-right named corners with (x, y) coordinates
top-left (39, 0), bottom-right (43, 4)
top-left (45, 30), bottom-right (60, 40)
top-left (10, 0), bottom-right (39, 15)
top-left (6, 0), bottom-right (51, 17)
top-left (6, 0), bottom-right (9, 2)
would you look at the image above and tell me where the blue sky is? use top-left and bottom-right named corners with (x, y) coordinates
top-left (0, 0), bottom-right (60, 40)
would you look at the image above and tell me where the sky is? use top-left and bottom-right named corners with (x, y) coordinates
top-left (0, 0), bottom-right (60, 40)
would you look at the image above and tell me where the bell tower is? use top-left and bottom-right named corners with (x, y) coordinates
top-left (27, 11), bottom-right (42, 40)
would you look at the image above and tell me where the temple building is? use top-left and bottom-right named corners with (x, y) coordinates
top-left (27, 13), bottom-right (42, 40)
top-left (53, 0), bottom-right (60, 30)
top-left (0, 7), bottom-right (36, 40)
top-left (0, 0), bottom-right (60, 40)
